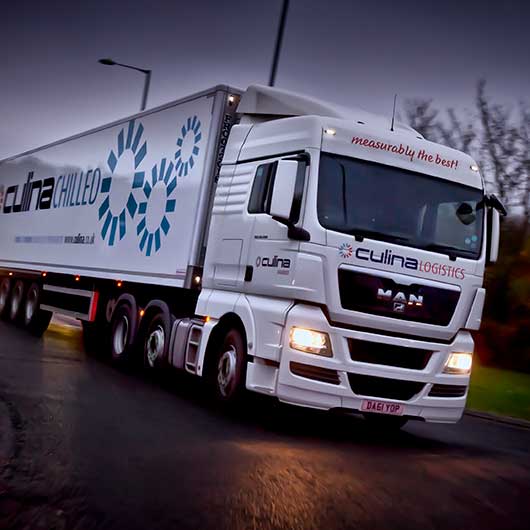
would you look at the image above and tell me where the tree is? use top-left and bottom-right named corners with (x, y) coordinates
top-left (475, 80), bottom-right (524, 212)
top-left (402, 98), bottom-right (440, 140)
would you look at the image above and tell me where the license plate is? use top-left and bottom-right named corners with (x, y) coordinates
top-left (361, 399), bottom-right (404, 416)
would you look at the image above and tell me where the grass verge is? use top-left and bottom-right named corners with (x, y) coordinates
top-left (468, 363), bottom-right (530, 421)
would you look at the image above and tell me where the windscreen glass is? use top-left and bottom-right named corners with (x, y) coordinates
top-left (318, 153), bottom-right (484, 259)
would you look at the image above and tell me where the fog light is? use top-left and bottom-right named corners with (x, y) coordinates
top-left (290, 327), bottom-right (331, 356)
top-left (444, 352), bottom-right (472, 374)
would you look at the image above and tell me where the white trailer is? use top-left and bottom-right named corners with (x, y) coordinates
top-left (0, 84), bottom-right (505, 428)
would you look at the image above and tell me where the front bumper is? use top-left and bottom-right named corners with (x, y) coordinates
top-left (275, 305), bottom-right (473, 423)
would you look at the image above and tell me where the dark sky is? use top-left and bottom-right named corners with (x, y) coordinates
top-left (1, 0), bottom-right (529, 159)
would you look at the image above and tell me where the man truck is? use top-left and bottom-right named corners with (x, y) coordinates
top-left (0, 84), bottom-right (505, 428)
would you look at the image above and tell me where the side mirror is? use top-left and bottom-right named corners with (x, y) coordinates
top-left (488, 208), bottom-right (500, 264)
top-left (485, 194), bottom-right (506, 265)
top-left (269, 160), bottom-right (298, 221)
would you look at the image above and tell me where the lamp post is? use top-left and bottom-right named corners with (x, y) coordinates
top-left (269, 0), bottom-right (289, 87)
top-left (98, 58), bottom-right (152, 112)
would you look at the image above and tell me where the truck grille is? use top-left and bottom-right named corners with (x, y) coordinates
top-left (290, 362), bottom-right (341, 385)
top-left (348, 373), bottom-right (425, 401)
top-left (338, 269), bottom-right (460, 326)
top-left (348, 338), bottom-right (433, 370)
top-left (429, 384), bottom-right (467, 398)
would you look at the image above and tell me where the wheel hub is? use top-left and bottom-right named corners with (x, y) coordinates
top-left (25, 289), bottom-right (37, 323)
top-left (217, 346), bottom-right (237, 397)
top-left (0, 284), bottom-right (7, 311)
top-left (146, 325), bottom-right (165, 367)
top-left (11, 288), bottom-right (21, 318)
top-left (113, 315), bottom-right (129, 356)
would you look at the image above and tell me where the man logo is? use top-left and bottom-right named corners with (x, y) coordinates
top-left (393, 302), bottom-right (406, 313)
top-left (377, 288), bottom-right (424, 310)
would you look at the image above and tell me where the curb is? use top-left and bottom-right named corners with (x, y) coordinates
top-left (465, 409), bottom-right (530, 430)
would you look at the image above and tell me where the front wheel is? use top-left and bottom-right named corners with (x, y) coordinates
top-left (211, 328), bottom-right (247, 403)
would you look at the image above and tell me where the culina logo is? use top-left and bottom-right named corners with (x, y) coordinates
top-left (3, 115), bottom-right (202, 257)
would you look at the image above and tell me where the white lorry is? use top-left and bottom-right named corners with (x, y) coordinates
top-left (0, 84), bottom-right (505, 427)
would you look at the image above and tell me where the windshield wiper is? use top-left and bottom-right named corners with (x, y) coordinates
top-left (420, 243), bottom-right (468, 261)
top-left (342, 228), bottom-right (411, 244)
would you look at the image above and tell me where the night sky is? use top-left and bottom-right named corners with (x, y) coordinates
top-left (1, 0), bottom-right (529, 160)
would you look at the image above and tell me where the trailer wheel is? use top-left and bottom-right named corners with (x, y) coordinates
top-left (110, 302), bottom-right (137, 364)
top-left (0, 278), bottom-right (11, 319)
top-left (9, 280), bottom-right (26, 322)
top-left (211, 328), bottom-right (247, 403)
top-left (23, 283), bottom-right (52, 337)
top-left (143, 311), bottom-right (173, 370)
top-left (363, 413), bottom-right (408, 431)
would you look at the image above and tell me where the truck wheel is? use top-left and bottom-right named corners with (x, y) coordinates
top-left (363, 413), bottom-right (408, 431)
top-left (143, 311), bottom-right (172, 369)
top-left (23, 283), bottom-right (52, 337)
top-left (110, 302), bottom-right (137, 364)
top-left (211, 328), bottom-right (247, 403)
top-left (9, 280), bottom-right (25, 322)
top-left (0, 278), bottom-right (11, 319)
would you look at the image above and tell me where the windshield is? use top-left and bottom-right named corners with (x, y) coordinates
top-left (317, 153), bottom-right (484, 260)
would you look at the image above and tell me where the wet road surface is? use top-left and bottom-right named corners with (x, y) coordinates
top-left (0, 317), bottom-right (529, 529)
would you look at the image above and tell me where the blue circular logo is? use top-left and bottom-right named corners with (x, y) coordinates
top-left (135, 158), bottom-right (177, 256)
top-left (98, 120), bottom-right (146, 246)
top-left (175, 116), bottom-right (201, 177)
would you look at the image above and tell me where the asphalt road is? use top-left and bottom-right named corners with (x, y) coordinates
top-left (0, 317), bottom-right (529, 530)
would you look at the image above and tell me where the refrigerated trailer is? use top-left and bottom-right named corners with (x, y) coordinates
top-left (0, 84), bottom-right (506, 427)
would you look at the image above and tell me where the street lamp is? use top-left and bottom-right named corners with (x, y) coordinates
top-left (98, 58), bottom-right (152, 112)
top-left (269, 0), bottom-right (290, 87)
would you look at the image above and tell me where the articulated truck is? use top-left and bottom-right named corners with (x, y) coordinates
top-left (0, 84), bottom-right (505, 428)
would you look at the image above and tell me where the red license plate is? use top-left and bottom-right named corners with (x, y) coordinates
top-left (361, 399), bottom-right (404, 416)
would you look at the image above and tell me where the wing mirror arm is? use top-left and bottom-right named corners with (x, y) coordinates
top-left (272, 217), bottom-right (311, 241)
top-left (485, 194), bottom-right (507, 216)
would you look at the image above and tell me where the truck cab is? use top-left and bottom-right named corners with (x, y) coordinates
top-left (197, 85), bottom-right (502, 424)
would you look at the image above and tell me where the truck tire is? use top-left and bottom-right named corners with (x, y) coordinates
top-left (143, 310), bottom-right (173, 370)
top-left (23, 282), bottom-right (52, 337)
top-left (211, 328), bottom-right (247, 403)
top-left (0, 278), bottom-right (11, 319)
top-left (9, 280), bottom-right (25, 323)
top-left (363, 413), bottom-right (408, 431)
top-left (110, 302), bottom-right (137, 364)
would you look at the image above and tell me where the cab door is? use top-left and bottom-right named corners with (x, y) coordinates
top-left (243, 154), bottom-right (309, 298)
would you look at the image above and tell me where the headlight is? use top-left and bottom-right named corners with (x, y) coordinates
top-left (289, 327), bottom-right (332, 356)
top-left (444, 352), bottom-right (473, 374)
